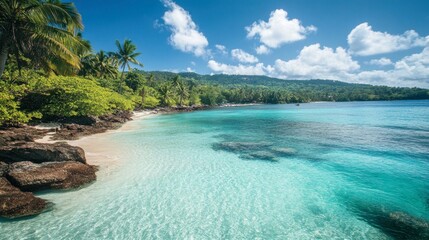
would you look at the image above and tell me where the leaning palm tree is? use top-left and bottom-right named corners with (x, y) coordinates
top-left (0, 0), bottom-right (88, 77)
top-left (114, 39), bottom-right (143, 80)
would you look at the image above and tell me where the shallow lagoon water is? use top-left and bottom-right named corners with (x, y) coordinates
top-left (1, 101), bottom-right (429, 239)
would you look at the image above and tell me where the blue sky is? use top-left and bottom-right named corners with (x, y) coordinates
top-left (74, 0), bottom-right (429, 87)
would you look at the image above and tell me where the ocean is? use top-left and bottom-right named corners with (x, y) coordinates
top-left (1, 100), bottom-right (428, 239)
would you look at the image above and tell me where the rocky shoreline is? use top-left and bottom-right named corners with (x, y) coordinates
top-left (0, 105), bottom-right (209, 219)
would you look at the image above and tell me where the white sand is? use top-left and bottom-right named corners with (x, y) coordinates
top-left (34, 110), bottom-right (158, 173)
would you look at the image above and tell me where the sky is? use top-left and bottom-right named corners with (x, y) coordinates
top-left (74, 0), bottom-right (429, 88)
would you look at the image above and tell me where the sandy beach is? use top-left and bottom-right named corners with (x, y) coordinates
top-left (35, 110), bottom-right (158, 174)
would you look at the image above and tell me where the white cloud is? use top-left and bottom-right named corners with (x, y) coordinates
top-left (273, 44), bottom-right (360, 80)
top-left (207, 44), bottom-right (429, 88)
top-left (162, 0), bottom-right (208, 57)
top-left (357, 47), bottom-right (429, 87)
top-left (255, 45), bottom-right (270, 55)
top-left (368, 58), bottom-right (393, 66)
top-left (186, 67), bottom-right (195, 72)
top-left (348, 22), bottom-right (428, 56)
top-left (231, 49), bottom-right (259, 63)
top-left (215, 44), bottom-right (227, 55)
top-left (246, 9), bottom-right (316, 49)
top-left (208, 60), bottom-right (270, 75)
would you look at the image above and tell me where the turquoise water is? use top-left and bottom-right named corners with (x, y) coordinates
top-left (1, 100), bottom-right (429, 239)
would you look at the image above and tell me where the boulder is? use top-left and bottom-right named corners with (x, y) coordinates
top-left (0, 142), bottom-right (86, 164)
top-left (0, 177), bottom-right (48, 219)
top-left (7, 161), bottom-right (97, 192)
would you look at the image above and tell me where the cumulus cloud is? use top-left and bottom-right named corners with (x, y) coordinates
top-left (357, 47), bottom-right (429, 87)
top-left (246, 9), bottom-right (316, 49)
top-left (273, 44), bottom-right (360, 80)
top-left (368, 58), bottom-right (393, 66)
top-left (256, 45), bottom-right (270, 55)
top-left (207, 44), bottom-right (429, 87)
top-left (231, 49), bottom-right (259, 63)
top-left (348, 22), bottom-right (428, 56)
top-left (215, 44), bottom-right (227, 55)
top-left (207, 60), bottom-right (271, 75)
top-left (162, 0), bottom-right (208, 57)
top-left (186, 67), bottom-right (195, 72)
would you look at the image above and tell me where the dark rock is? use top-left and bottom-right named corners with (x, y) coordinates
top-left (51, 111), bottom-right (133, 140)
top-left (0, 127), bottom-right (52, 146)
top-left (7, 161), bottom-right (97, 192)
top-left (351, 203), bottom-right (429, 239)
top-left (212, 141), bottom-right (272, 153)
top-left (0, 162), bottom-right (8, 177)
top-left (99, 110), bottom-right (132, 123)
top-left (0, 177), bottom-right (48, 219)
top-left (0, 142), bottom-right (86, 164)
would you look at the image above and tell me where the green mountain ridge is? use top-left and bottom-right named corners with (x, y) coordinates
top-left (146, 71), bottom-right (424, 89)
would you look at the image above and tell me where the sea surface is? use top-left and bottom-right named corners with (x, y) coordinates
top-left (1, 100), bottom-right (429, 239)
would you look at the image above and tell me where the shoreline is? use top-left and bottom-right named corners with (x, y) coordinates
top-left (34, 104), bottom-right (258, 171)
top-left (35, 110), bottom-right (158, 171)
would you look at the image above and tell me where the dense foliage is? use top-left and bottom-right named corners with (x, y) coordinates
top-left (0, 70), bottom-right (133, 125)
top-left (137, 71), bottom-right (429, 104)
top-left (0, 0), bottom-right (88, 77)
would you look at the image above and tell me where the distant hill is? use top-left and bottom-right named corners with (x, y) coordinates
top-left (137, 71), bottom-right (429, 102)
top-left (146, 71), bottom-right (355, 87)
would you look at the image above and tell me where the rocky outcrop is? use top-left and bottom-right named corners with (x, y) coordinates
top-left (52, 111), bottom-right (133, 140)
top-left (0, 177), bottom-right (48, 219)
top-left (7, 161), bottom-right (96, 192)
top-left (0, 128), bottom-right (51, 146)
top-left (350, 201), bottom-right (429, 239)
top-left (0, 142), bottom-right (86, 164)
top-left (0, 126), bottom-right (97, 219)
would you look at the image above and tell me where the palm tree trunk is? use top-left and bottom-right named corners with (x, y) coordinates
top-left (120, 64), bottom-right (126, 80)
top-left (0, 42), bottom-right (9, 79)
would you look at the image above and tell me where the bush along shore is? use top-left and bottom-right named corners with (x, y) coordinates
top-left (0, 106), bottom-right (209, 219)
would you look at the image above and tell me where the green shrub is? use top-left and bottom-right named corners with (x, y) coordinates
top-left (0, 86), bottom-right (41, 126)
top-left (26, 76), bottom-right (134, 118)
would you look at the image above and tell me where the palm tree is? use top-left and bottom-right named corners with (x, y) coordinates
top-left (114, 39), bottom-right (143, 80)
top-left (0, 0), bottom-right (88, 77)
top-left (79, 51), bottom-right (116, 79)
top-left (158, 83), bottom-right (174, 106)
top-left (174, 78), bottom-right (189, 106)
top-left (172, 75), bottom-right (190, 106)
top-left (93, 51), bottom-right (118, 79)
